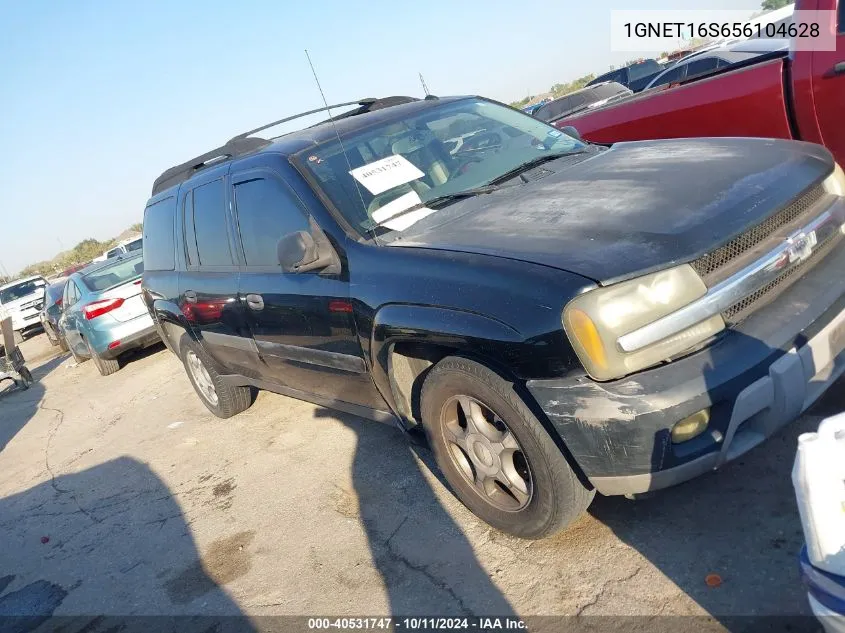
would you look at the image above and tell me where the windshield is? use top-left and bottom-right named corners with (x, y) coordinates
top-left (124, 238), bottom-right (143, 252)
top-left (82, 255), bottom-right (144, 292)
top-left (300, 98), bottom-right (586, 236)
top-left (0, 278), bottom-right (46, 304)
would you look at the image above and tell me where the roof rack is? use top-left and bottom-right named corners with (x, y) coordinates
top-left (151, 136), bottom-right (271, 195)
top-left (152, 96), bottom-right (419, 196)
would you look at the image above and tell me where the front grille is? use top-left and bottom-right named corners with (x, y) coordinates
top-left (691, 185), bottom-right (828, 282)
top-left (722, 228), bottom-right (843, 324)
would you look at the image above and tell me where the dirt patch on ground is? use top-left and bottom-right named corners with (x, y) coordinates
top-left (165, 531), bottom-right (255, 604)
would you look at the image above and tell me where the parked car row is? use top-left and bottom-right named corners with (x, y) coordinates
top-left (2, 249), bottom-right (161, 375)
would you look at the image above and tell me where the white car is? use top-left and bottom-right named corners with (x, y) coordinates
top-left (0, 275), bottom-right (48, 343)
top-left (93, 235), bottom-right (143, 263)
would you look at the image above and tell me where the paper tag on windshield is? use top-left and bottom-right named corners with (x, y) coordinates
top-left (349, 155), bottom-right (425, 195)
top-left (371, 190), bottom-right (436, 231)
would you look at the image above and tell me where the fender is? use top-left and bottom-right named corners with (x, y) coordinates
top-left (369, 303), bottom-right (523, 415)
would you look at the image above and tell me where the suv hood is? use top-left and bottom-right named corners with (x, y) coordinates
top-left (391, 138), bottom-right (834, 284)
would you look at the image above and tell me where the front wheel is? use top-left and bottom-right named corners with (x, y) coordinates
top-left (420, 356), bottom-right (594, 539)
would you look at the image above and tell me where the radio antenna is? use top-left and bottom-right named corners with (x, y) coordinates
top-left (304, 49), bottom-right (370, 235)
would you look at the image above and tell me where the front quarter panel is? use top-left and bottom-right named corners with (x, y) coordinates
top-left (348, 241), bottom-right (596, 411)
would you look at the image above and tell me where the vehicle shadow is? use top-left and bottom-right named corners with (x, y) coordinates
top-left (0, 456), bottom-right (256, 632)
top-left (589, 327), bottom-right (843, 629)
top-left (312, 407), bottom-right (516, 618)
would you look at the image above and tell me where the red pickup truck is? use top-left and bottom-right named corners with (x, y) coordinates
top-left (555, 0), bottom-right (845, 165)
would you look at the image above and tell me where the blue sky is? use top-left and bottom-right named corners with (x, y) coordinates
top-left (0, 0), bottom-right (760, 275)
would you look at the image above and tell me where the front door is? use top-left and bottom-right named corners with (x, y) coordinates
top-left (178, 167), bottom-right (255, 376)
top-left (811, 0), bottom-right (845, 162)
top-left (59, 278), bottom-right (86, 357)
top-left (230, 165), bottom-right (385, 411)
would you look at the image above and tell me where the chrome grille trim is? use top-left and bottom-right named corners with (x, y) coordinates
top-left (618, 200), bottom-right (844, 354)
top-left (691, 185), bottom-right (828, 282)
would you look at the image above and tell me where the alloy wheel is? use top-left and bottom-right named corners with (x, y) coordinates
top-left (439, 395), bottom-right (533, 511)
top-left (186, 350), bottom-right (219, 407)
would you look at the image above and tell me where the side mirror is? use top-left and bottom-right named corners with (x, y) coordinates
top-left (559, 126), bottom-right (582, 142)
top-left (277, 218), bottom-right (342, 275)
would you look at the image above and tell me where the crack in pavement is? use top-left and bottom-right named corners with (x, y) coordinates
top-left (377, 517), bottom-right (474, 617)
top-left (574, 566), bottom-right (642, 616)
top-left (40, 400), bottom-right (101, 525)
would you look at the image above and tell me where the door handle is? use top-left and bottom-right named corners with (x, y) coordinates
top-left (834, 62), bottom-right (845, 76)
top-left (245, 294), bottom-right (264, 311)
top-left (184, 290), bottom-right (197, 304)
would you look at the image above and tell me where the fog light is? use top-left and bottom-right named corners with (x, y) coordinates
top-left (671, 409), bottom-right (710, 444)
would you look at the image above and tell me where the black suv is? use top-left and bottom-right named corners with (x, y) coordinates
top-left (142, 95), bottom-right (845, 538)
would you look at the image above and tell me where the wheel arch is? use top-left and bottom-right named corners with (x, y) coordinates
top-left (371, 304), bottom-right (591, 489)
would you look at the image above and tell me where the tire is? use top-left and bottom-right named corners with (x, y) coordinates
top-left (58, 335), bottom-right (69, 353)
top-left (420, 356), bottom-right (594, 539)
top-left (87, 339), bottom-right (120, 376)
top-left (180, 336), bottom-right (253, 418)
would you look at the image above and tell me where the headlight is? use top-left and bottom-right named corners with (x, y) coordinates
top-left (823, 163), bottom-right (845, 197)
top-left (563, 264), bottom-right (725, 381)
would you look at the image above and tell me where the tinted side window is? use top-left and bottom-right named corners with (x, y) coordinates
top-left (536, 97), bottom-right (568, 121)
top-left (143, 196), bottom-right (176, 271)
top-left (627, 61), bottom-right (660, 81)
top-left (233, 177), bottom-right (310, 267)
top-left (568, 93), bottom-right (587, 109)
top-left (686, 57), bottom-right (719, 78)
top-left (651, 65), bottom-right (685, 88)
top-left (191, 179), bottom-right (233, 267)
top-left (839, 0), bottom-right (844, 32)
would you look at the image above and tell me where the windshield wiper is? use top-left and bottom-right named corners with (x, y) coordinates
top-left (488, 150), bottom-right (589, 185)
top-left (422, 185), bottom-right (501, 209)
top-left (374, 185), bottom-right (500, 228)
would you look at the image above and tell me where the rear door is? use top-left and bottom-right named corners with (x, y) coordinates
top-left (230, 163), bottom-right (384, 410)
top-left (179, 167), bottom-right (256, 375)
top-left (811, 0), bottom-right (845, 161)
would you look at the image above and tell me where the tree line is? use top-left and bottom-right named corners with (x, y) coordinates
top-left (13, 223), bottom-right (143, 280)
top-left (509, 73), bottom-right (597, 109)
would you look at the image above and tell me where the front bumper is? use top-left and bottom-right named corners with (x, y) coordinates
top-left (12, 309), bottom-right (43, 333)
top-left (527, 239), bottom-right (845, 496)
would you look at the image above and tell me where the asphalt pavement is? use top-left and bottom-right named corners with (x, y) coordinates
top-left (1, 332), bottom-right (842, 631)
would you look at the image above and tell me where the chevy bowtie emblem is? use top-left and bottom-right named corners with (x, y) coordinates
top-left (786, 231), bottom-right (818, 264)
top-left (772, 230), bottom-right (818, 271)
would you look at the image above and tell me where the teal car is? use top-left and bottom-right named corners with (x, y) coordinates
top-left (58, 253), bottom-right (160, 375)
